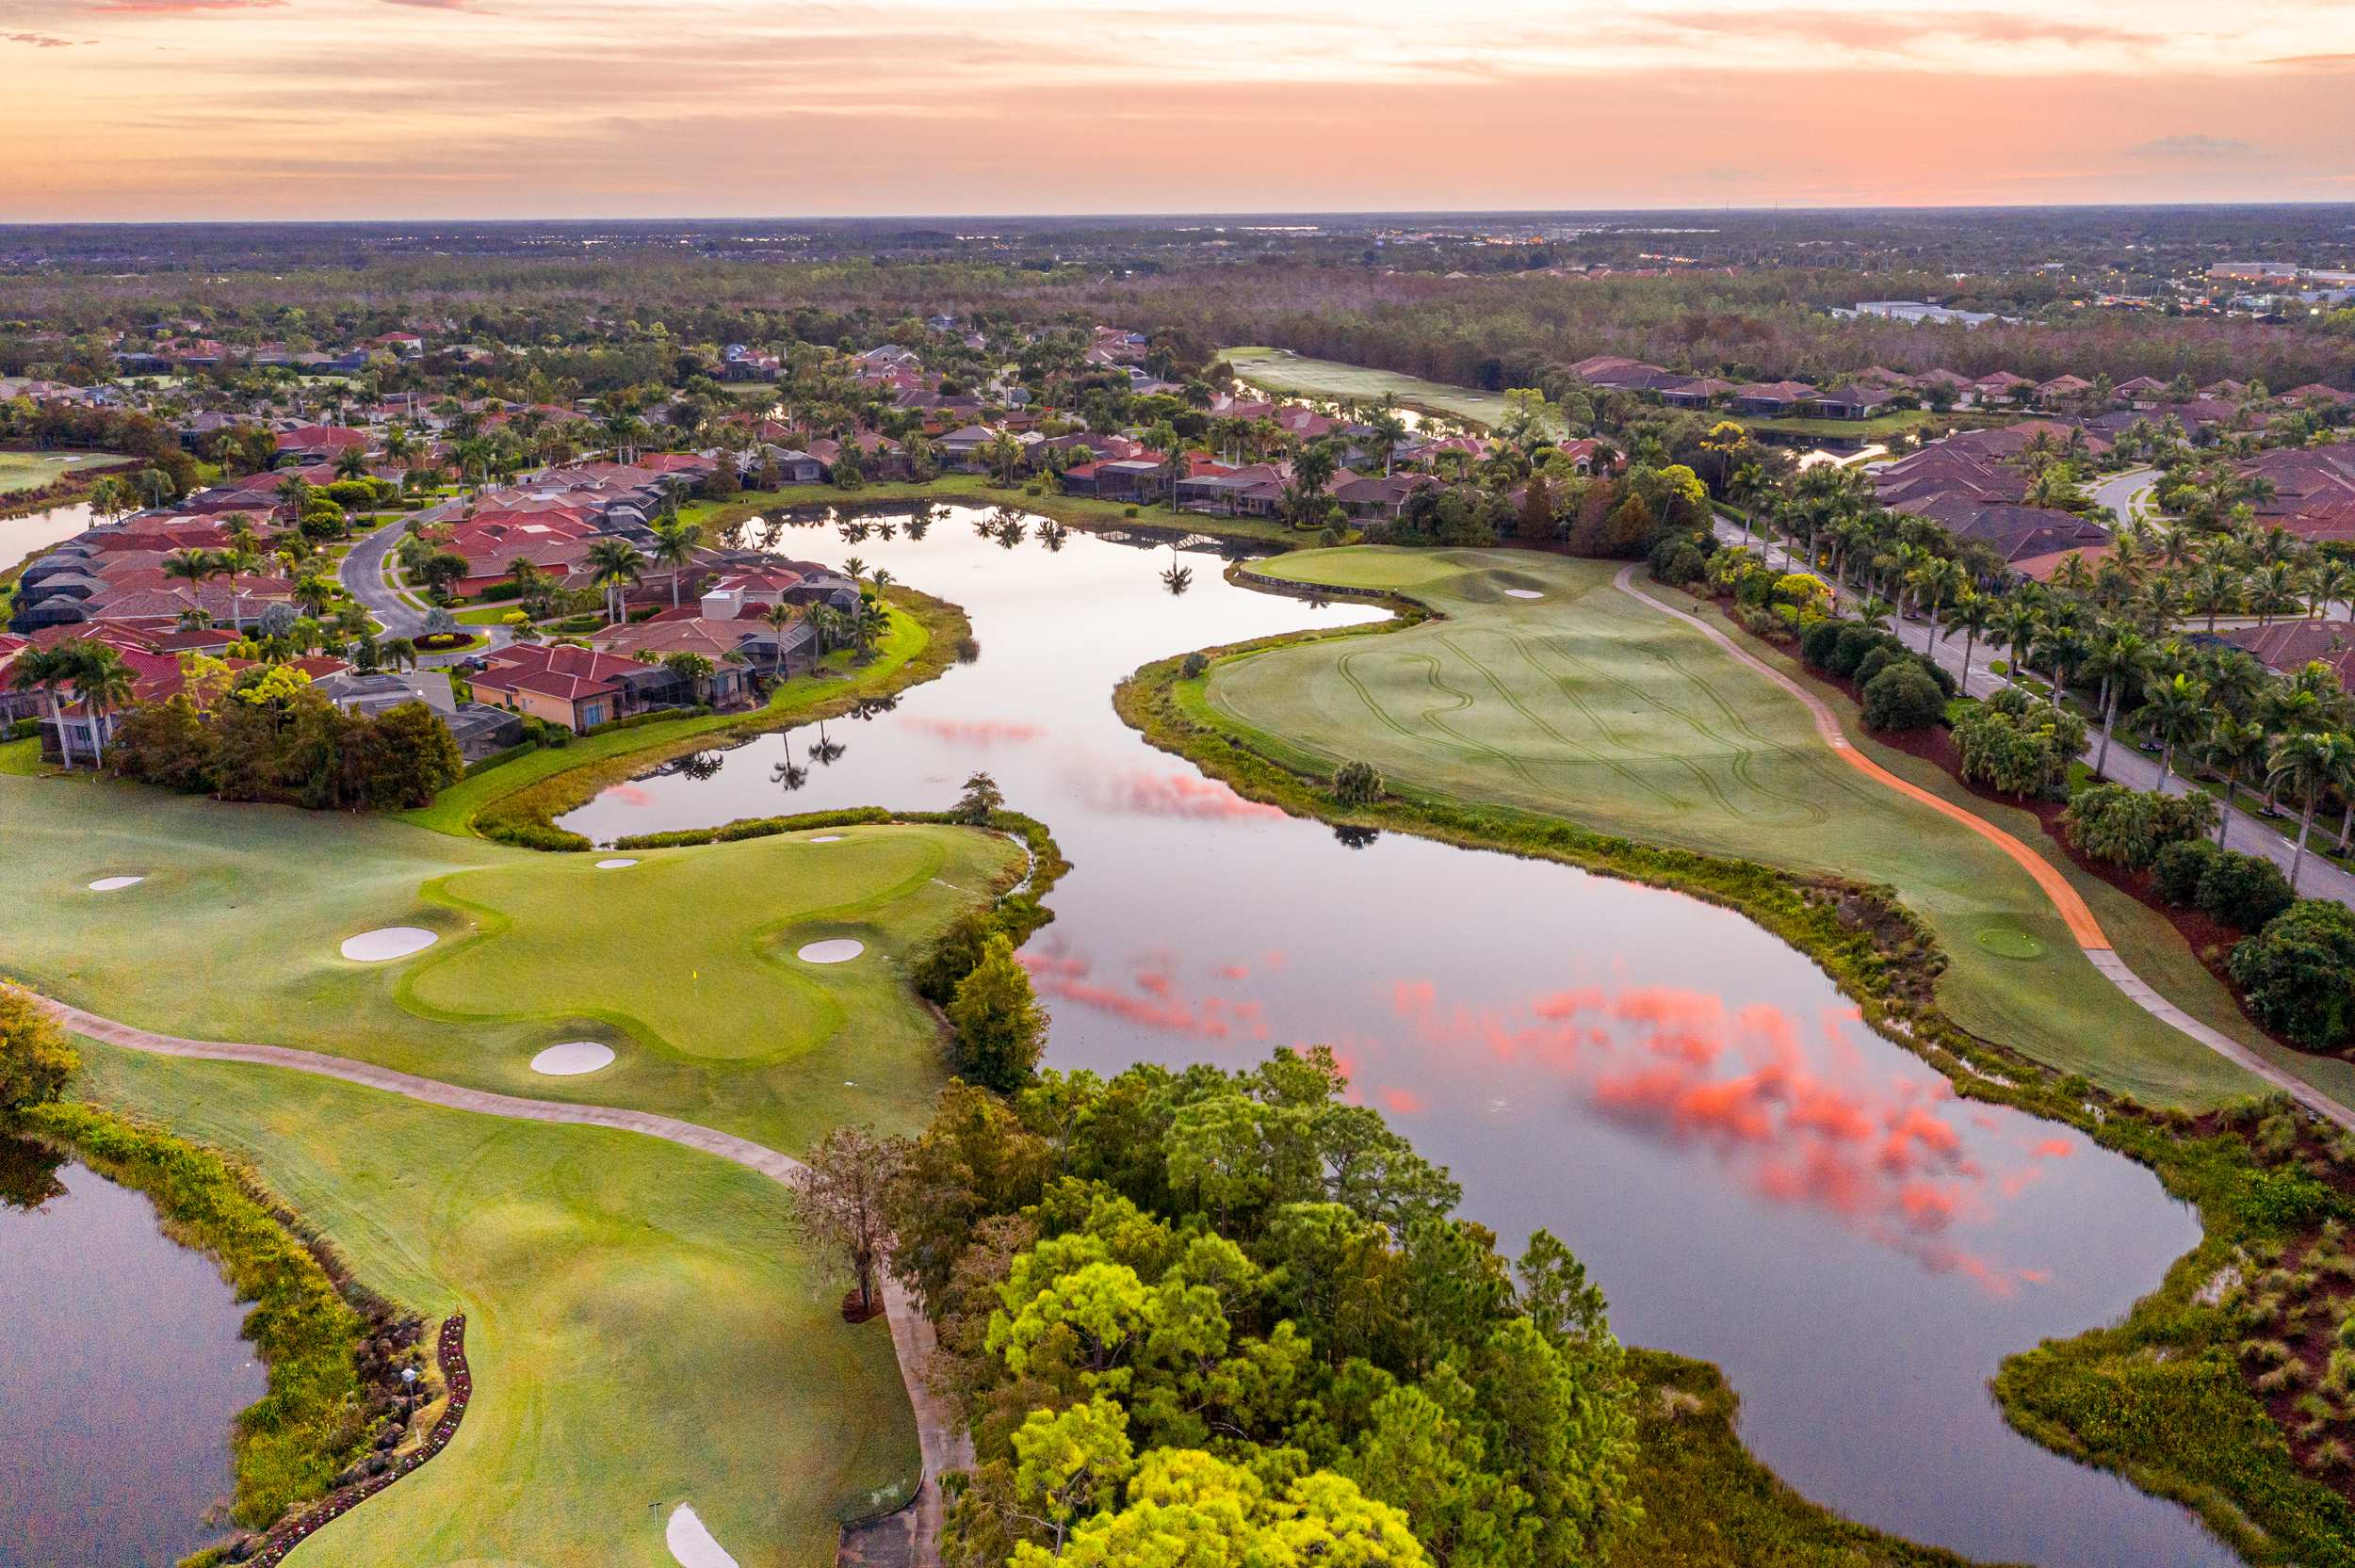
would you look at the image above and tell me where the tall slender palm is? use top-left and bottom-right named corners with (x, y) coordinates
top-left (2202, 716), bottom-right (2268, 849)
top-left (69, 642), bottom-right (138, 769)
top-left (2136, 672), bottom-right (2212, 789)
top-left (2084, 628), bottom-right (2150, 779)
top-left (2268, 732), bottom-right (2355, 892)
top-left (1994, 601), bottom-right (2046, 689)
top-left (10, 646), bottom-right (81, 768)
top-left (1941, 591), bottom-right (1996, 689)
top-left (650, 517), bottom-right (705, 607)
top-left (586, 539), bottom-right (646, 625)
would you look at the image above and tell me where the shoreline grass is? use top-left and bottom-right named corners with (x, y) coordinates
top-left (683, 470), bottom-right (1305, 545)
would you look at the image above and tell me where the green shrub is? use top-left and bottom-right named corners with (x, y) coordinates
top-left (1334, 759), bottom-right (1383, 804)
top-left (1798, 618), bottom-right (1845, 669)
top-left (1826, 622), bottom-right (1886, 678)
top-left (2200, 851), bottom-right (2297, 933)
top-left (2065, 783), bottom-right (2220, 870)
top-left (2153, 838), bottom-right (2222, 907)
top-left (2232, 900), bottom-right (2355, 1048)
top-left (1860, 662), bottom-right (1947, 733)
top-left (1180, 652), bottom-right (1210, 680)
top-left (1955, 691), bottom-right (2087, 800)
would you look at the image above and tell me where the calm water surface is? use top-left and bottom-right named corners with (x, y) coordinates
top-left (562, 508), bottom-right (2232, 1567)
top-left (0, 1137), bottom-right (264, 1567)
top-left (0, 500), bottom-right (97, 568)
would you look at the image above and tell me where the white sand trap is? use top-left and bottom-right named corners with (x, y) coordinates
top-left (340, 927), bottom-right (438, 962)
top-left (666, 1506), bottom-right (741, 1568)
top-left (594, 858), bottom-right (639, 869)
top-left (1503, 589), bottom-right (1544, 600)
top-left (88, 876), bottom-right (146, 892)
top-left (807, 834), bottom-right (844, 843)
top-left (797, 938), bottom-right (864, 964)
top-left (530, 1042), bottom-right (615, 1075)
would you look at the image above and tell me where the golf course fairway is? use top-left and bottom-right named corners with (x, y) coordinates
top-left (0, 774), bottom-right (1024, 1152)
top-left (1203, 547), bottom-right (2311, 1108)
top-left (72, 1041), bottom-right (912, 1568)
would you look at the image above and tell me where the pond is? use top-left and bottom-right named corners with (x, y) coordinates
top-left (0, 500), bottom-right (97, 570)
top-left (561, 506), bottom-right (2233, 1567)
top-left (0, 1136), bottom-right (265, 1567)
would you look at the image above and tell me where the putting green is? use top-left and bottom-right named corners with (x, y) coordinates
top-left (0, 775), bottom-right (1022, 1151)
top-left (72, 1042), bottom-right (913, 1568)
top-left (1203, 548), bottom-right (2282, 1109)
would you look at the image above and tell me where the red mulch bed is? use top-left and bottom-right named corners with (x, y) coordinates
top-left (840, 1289), bottom-right (885, 1324)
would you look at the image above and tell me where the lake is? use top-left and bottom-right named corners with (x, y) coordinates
top-left (560, 506), bottom-right (2233, 1567)
top-left (0, 1136), bottom-right (265, 1567)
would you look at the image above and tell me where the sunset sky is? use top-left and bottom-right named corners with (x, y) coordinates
top-left (7, 0), bottom-right (2355, 219)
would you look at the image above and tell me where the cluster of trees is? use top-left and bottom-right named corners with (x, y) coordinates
top-left (106, 665), bottom-right (460, 811)
top-left (844, 1049), bottom-right (1636, 1568)
top-left (1955, 690), bottom-right (2089, 800)
top-left (1796, 617), bottom-right (1957, 733)
top-left (915, 776), bottom-right (1050, 1091)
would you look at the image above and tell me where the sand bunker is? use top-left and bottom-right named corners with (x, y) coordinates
top-left (797, 939), bottom-right (864, 964)
top-left (87, 876), bottom-right (145, 891)
top-left (530, 1042), bottom-right (616, 1075)
top-left (1502, 589), bottom-right (1544, 600)
top-left (340, 927), bottom-right (438, 962)
top-left (808, 834), bottom-right (844, 843)
top-left (666, 1506), bottom-right (740, 1568)
top-left (594, 858), bottom-right (639, 869)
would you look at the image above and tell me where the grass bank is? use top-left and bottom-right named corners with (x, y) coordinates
top-left (683, 471), bottom-right (1302, 546)
top-left (403, 586), bottom-right (966, 849)
top-left (1221, 345), bottom-right (1525, 431)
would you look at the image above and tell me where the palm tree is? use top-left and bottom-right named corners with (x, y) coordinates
top-left (1994, 601), bottom-right (2046, 689)
top-left (69, 642), bottom-right (138, 769)
top-left (2136, 671), bottom-right (2211, 789)
top-left (2203, 715), bottom-right (2269, 849)
top-left (2085, 627), bottom-right (2150, 779)
top-left (1941, 590), bottom-right (1996, 689)
top-left (2309, 558), bottom-right (2355, 621)
top-left (2268, 731), bottom-right (2355, 892)
top-left (163, 548), bottom-right (219, 587)
top-left (650, 517), bottom-right (705, 607)
top-left (10, 646), bottom-right (81, 768)
top-left (2184, 561), bottom-right (2241, 633)
top-left (586, 539), bottom-right (645, 624)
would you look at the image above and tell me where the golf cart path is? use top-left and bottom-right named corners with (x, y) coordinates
top-left (31, 993), bottom-right (966, 1566)
top-left (1611, 565), bottom-right (2355, 1130)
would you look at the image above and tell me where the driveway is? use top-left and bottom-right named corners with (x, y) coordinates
top-left (1712, 517), bottom-right (2355, 911)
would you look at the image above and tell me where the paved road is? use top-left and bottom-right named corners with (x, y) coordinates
top-left (1617, 565), bottom-right (2355, 1129)
top-left (33, 993), bottom-right (963, 1564)
top-left (342, 511), bottom-right (425, 639)
top-left (1712, 518), bottom-right (2355, 910)
top-left (2088, 464), bottom-right (2159, 525)
top-left (339, 511), bottom-right (510, 667)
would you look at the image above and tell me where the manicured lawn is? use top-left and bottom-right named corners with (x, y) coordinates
top-left (1222, 346), bottom-right (1539, 432)
top-left (72, 1043), bottom-right (913, 1568)
top-left (1737, 410), bottom-right (1948, 441)
top-left (0, 449), bottom-right (134, 494)
top-left (1207, 547), bottom-right (2264, 1108)
top-left (0, 773), bottom-right (1020, 1153)
top-left (0, 736), bottom-right (43, 775)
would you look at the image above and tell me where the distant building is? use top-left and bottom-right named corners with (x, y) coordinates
top-left (1836, 300), bottom-right (2001, 327)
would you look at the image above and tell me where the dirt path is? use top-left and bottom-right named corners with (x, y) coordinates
top-left (1611, 566), bottom-right (2355, 1130)
top-left (32, 994), bottom-right (962, 1566)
